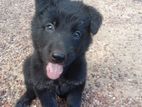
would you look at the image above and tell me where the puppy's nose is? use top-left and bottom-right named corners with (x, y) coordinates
top-left (51, 51), bottom-right (65, 63)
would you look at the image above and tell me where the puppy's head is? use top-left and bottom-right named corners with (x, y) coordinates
top-left (32, 0), bottom-right (102, 80)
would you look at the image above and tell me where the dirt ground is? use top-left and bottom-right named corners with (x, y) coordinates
top-left (0, 0), bottom-right (142, 107)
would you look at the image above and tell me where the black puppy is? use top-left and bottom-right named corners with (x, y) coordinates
top-left (16, 0), bottom-right (102, 107)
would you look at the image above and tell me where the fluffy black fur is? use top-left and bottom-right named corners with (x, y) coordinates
top-left (16, 0), bottom-right (102, 107)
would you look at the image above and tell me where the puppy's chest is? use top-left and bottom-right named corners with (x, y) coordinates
top-left (55, 79), bottom-right (74, 96)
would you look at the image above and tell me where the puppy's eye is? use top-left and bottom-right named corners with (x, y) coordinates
top-left (45, 23), bottom-right (55, 32)
top-left (72, 31), bottom-right (81, 40)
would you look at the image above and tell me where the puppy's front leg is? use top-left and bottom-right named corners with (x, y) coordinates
top-left (15, 87), bottom-right (36, 107)
top-left (36, 89), bottom-right (57, 107)
top-left (66, 84), bottom-right (84, 107)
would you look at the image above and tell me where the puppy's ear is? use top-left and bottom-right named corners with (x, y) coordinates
top-left (88, 6), bottom-right (103, 35)
top-left (35, 0), bottom-right (57, 13)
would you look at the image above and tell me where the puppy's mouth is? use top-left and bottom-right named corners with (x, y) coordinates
top-left (46, 62), bottom-right (63, 80)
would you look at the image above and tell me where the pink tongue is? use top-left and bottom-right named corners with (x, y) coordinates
top-left (46, 62), bottom-right (63, 80)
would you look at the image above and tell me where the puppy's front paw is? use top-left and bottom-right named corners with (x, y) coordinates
top-left (15, 99), bottom-right (30, 107)
top-left (15, 102), bottom-right (28, 107)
